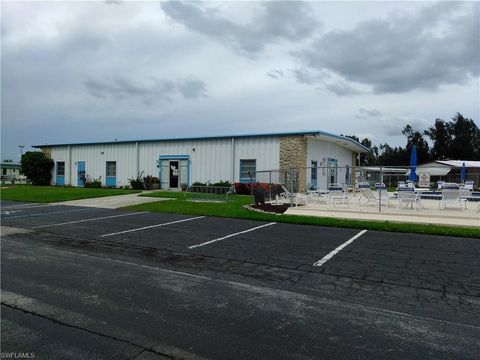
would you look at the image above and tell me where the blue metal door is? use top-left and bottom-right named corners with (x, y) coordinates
top-left (77, 161), bottom-right (86, 187)
top-left (56, 161), bottom-right (65, 186)
top-left (56, 175), bottom-right (65, 186)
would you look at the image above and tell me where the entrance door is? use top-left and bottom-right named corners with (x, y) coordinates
top-left (169, 161), bottom-right (179, 188)
top-left (311, 161), bottom-right (318, 189)
top-left (77, 161), bottom-right (86, 187)
top-left (327, 158), bottom-right (337, 187)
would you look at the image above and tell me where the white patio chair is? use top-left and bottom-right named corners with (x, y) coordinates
top-left (397, 187), bottom-right (421, 210)
top-left (328, 184), bottom-right (348, 206)
top-left (439, 183), bottom-right (467, 211)
top-left (463, 181), bottom-right (474, 191)
top-left (358, 182), bottom-right (390, 207)
top-left (279, 185), bottom-right (308, 206)
top-left (306, 190), bottom-right (328, 204)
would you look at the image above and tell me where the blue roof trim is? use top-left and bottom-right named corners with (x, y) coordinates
top-left (32, 130), bottom-right (369, 152)
top-left (159, 155), bottom-right (190, 159)
top-left (1, 162), bottom-right (21, 168)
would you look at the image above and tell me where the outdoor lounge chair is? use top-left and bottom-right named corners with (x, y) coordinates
top-left (358, 182), bottom-right (390, 207)
top-left (462, 181), bottom-right (474, 191)
top-left (279, 185), bottom-right (309, 206)
top-left (328, 184), bottom-right (348, 206)
top-left (439, 183), bottom-right (467, 211)
top-left (397, 187), bottom-right (421, 210)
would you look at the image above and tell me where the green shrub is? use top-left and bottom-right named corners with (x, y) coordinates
top-left (129, 171), bottom-right (145, 190)
top-left (191, 181), bottom-right (206, 186)
top-left (85, 176), bottom-right (102, 188)
top-left (212, 180), bottom-right (231, 187)
top-left (20, 151), bottom-right (54, 186)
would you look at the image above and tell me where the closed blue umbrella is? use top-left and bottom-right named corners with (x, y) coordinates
top-left (461, 162), bottom-right (466, 183)
top-left (408, 146), bottom-right (417, 182)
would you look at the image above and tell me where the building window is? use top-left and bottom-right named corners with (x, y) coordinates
top-left (2, 169), bottom-right (6, 175)
top-left (240, 159), bottom-right (256, 182)
top-left (56, 162), bottom-right (65, 176)
top-left (106, 161), bottom-right (117, 177)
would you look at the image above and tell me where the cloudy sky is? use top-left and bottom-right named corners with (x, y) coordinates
top-left (2, 1), bottom-right (479, 161)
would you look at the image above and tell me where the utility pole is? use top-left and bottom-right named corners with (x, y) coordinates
top-left (18, 145), bottom-right (25, 161)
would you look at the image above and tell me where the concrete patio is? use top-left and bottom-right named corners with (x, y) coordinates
top-left (284, 195), bottom-right (480, 228)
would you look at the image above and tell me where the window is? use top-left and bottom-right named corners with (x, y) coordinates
top-left (2, 169), bottom-right (6, 175)
top-left (311, 161), bottom-right (318, 181)
top-left (240, 159), bottom-right (256, 182)
top-left (56, 162), bottom-right (65, 176)
top-left (106, 161), bottom-right (117, 177)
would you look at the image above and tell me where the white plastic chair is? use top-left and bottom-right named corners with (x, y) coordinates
top-left (439, 183), bottom-right (467, 211)
top-left (328, 184), bottom-right (348, 206)
top-left (397, 187), bottom-right (421, 210)
top-left (357, 182), bottom-right (390, 207)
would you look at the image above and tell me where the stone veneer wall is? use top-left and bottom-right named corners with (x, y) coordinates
top-left (279, 136), bottom-right (308, 192)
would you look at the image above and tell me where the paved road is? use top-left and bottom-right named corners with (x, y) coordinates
top-left (1, 200), bottom-right (479, 359)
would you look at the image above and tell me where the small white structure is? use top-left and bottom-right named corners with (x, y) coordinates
top-left (34, 130), bottom-right (368, 191)
top-left (1, 162), bottom-right (24, 181)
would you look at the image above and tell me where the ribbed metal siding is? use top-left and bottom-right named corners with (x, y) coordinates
top-left (50, 137), bottom-right (281, 187)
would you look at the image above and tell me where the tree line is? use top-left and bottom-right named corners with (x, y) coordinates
top-left (346, 113), bottom-right (480, 166)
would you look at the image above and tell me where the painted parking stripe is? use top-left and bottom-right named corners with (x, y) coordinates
top-left (100, 216), bottom-right (206, 237)
top-left (1, 208), bottom-right (92, 220)
top-left (1, 203), bottom-right (53, 210)
top-left (313, 229), bottom-right (368, 267)
top-left (32, 212), bottom-right (149, 228)
top-left (188, 222), bottom-right (276, 249)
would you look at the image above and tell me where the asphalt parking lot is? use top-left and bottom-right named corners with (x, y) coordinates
top-left (1, 200), bottom-right (479, 359)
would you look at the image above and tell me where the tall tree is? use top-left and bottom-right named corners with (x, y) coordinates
top-left (424, 119), bottom-right (450, 159)
top-left (402, 125), bottom-right (431, 164)
top-left (448, 113), bottom-right (480, 160)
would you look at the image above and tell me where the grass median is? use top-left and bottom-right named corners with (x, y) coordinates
top-left (129, 192), bottom-right (480, 238)
top-left (1, 184), bottom-right (141, 203)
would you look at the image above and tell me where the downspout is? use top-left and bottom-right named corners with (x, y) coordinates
top-left (68, 145), bottom-right (72, 185)
top-left (135, 141), bottom-right (139, 176)
top-left (231, 137), bottom-right (235, 184)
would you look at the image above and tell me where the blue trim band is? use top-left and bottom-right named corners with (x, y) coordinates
top-left (159, 155), bottom-right (190, 160)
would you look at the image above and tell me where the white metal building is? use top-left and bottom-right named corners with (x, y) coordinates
top-left (34, 130), bottom-right (368, 191)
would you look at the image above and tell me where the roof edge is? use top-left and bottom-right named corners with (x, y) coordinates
top-left (32, 129), bottom-right (369, 152)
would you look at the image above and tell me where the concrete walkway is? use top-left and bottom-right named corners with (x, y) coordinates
top-left (285, 197), bottom-right (480, 228)
top-left (54, 192), bottom-right (171, 209)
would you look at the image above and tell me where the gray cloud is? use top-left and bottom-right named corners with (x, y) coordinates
top-left (84, 75), bottom-right (207, 104)
top-left (177, 77), bottom-right (208, 99)
top-left (356, 108), bottom-right (381, 118)
top-left (356, 108), bottom-right (430, 136)
top-left (295, 2), bottom-right (480, 94)
top-left (267, 69), bottom-right (285, 79)
top-left (160, 1), bottom-right (321, 57)
top-left (290, 67), bottom-right (363, 96)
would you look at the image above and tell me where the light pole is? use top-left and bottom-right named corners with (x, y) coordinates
top-left (18, 145), bottom-right (25, 161)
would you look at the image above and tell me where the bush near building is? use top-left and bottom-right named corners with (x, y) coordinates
top-left (234, 182), bottom-right (284, 196)
top-left (20, 151), bottom-right (54, 186)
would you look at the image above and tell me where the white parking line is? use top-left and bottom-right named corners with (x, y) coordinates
top-left (1, 203), bottom-right (55, 210)
top-left (32, 212), bottom-right (149, 228)
top-left (313, 229), bottom-right (368, 267)
top-left (1, 208), bottom-right (91, 220)
top-left (100, 216), bottom-right (206, 237)
top-left (188, 222), bottom-right (276, 249)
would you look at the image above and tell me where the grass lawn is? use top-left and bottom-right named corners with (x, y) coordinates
top-left (131, 192), bottom-right (480, 238)
top-left (0, 185), bottom-right (141, 203)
